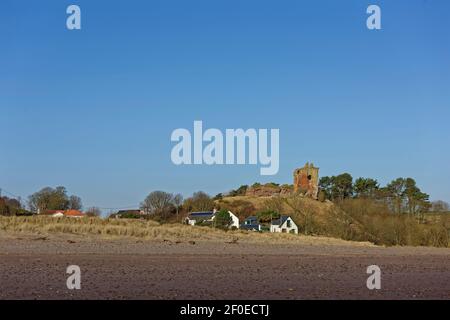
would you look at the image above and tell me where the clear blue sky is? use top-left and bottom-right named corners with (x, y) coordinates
top-left (1, 0), bottom-right (449, 211)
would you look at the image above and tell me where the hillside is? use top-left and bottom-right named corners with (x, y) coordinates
top-left (215, 194), bottom-right (365, 238)
top-left (215, 194), bottom-right (449, 247)
top-left (216, 195), bottom-right (333, 221)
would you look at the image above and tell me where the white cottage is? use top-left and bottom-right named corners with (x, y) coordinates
top-left (270, 216), bottom-right (298, 234)
top-left (50, 211), bottom-right (65, 218)
top-left (214, 210), bottom-right (240, 229)
top-left (185, 210), bottom-right (240, 229)
top-left (184, 211), bottom-right (215, 226)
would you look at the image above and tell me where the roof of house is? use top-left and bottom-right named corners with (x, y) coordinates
top-left (271, 215), bottom-right (290, 226)
top-left (40, 209), bottom-right (85, 217)
top-left (227, 210), bottom-right (238, 217)
top-left (241, 224), bottom-right (260, 231)
top-left (64, 210), bottom-right (85, 217)
top-left (187, 211), bottom-right (215, 220)
top-left (40, 210), bottom-right (65, 215)
top-left (189, 211), bottom-right (214, 216)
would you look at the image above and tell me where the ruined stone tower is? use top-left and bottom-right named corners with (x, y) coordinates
top-left (293, 162), bottom-right (319, 199)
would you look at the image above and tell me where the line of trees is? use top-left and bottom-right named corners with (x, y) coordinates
top-left (139, 190), bottom-right (216, 221)
top-left (2, 181), bottom-right (447, 220)
top-left (0, 196), bottom-right (25, 216)
top-left (0, 186), bottom-right (84, 217)
top-left (1, 186), bottom-right (219, 220)
top-left (28, 186), bottom-right (83, 213)
top-left (140, 191), bottom-right (183, 218)
top-left (431, 200), bottom-right (450, 212)
top-left (319, 174), bottom-right (434, 215)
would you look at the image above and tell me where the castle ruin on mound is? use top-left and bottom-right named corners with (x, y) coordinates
top-left (243, 162), bottom-right (320, 199)
top-left (293, 162), bottom-right (319, 199)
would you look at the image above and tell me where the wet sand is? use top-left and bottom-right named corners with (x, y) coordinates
top-left (0, 233), bottom-right (449, 299)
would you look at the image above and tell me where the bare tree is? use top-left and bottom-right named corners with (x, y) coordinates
top-left (285, 195), bottom-right (316, 235)
top-left (85, 207), bottom-right (102, 217)
top-left (173, 193), bottom-right (183, 217)
top-left (263, 196), bottom-right (285, 215)
top-left (431, 200), bottom-right (450, 212)
top-left (69, 195), bottom-right (83, 210)
top-left (183, 191), bottom-right (214, 212)
top-left (140, 191), bottom-right (175, 216)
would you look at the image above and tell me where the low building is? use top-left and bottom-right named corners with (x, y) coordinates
top-left (64, 210), bottom-right (85, 218)
top-left (115, 209), bottom-right (145, 218)
top-left (240, 216), bottom-right (261, 231)
top-left (40, 210), bottom-right (65, 217)
top-left (40, 209), bottom-right (85, 218)
top-left (270, 216), bottom-right (298, 234)
top-left (215, 210), bottom-right (240, 229)
top-left (184, 211), bottom-right (215, 226)
top-left (185, 210), bottom-right (240, 229)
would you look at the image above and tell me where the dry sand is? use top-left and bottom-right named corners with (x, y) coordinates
top-left (0, 232), bottom-right (448, 299)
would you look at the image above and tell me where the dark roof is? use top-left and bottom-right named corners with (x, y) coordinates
top-left (189, 211), bottom-right (214, 216)
top-left (117, 210), bottom-right (141, 215)
top-left (64, 210), bottom-right (85, 217)
top-left (188, 211), bottom-right (215, 220)
top-left (271, 215), bottom-right (290, 226)
top-left (241, 224), bottom-right (260, 231)
top-left (244, 216), bottom-right (259, 225)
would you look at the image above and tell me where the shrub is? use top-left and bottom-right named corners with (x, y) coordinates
top-left (331, 198), bottom-right (450, 247)
top-left (218, 200), bottom-right (256, 219)
top-left (214, 210), bottom-right (232, 230)
top-left (257, 210), bottom-right (279, 223)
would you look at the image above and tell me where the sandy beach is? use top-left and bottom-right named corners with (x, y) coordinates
top-left (0, 233), bottom-right (448, 300)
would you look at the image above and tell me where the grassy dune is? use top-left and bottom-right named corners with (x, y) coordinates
top-left (2, 203), bottom-right (448, 247)
top-left (0, 216), bottom-right (373, 246)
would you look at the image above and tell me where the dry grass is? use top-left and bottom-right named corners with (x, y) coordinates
top-left (0, 216), bottom-right (373, 246)
top-left (217, 195), bottom-right (335, 226)
top-left (336, 199), bottom-right (450, 247)
top-left (217, 195), bottom-right (450, 248)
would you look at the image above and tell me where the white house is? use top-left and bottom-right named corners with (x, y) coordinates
top-left (184, 211), bottom-right (215, 226)
top-left (50, 211), bottom-right (65, 218)
top-left (270, 216), bottom-right (298, 234)
top-left (212, 210), bottom-right (240, 229)
top-left (38, 209), bottom-right (85, 218)
top-left (185, 210), bottom-right (240, 229)
top-left (240, 216), bottom-right (261, 231)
